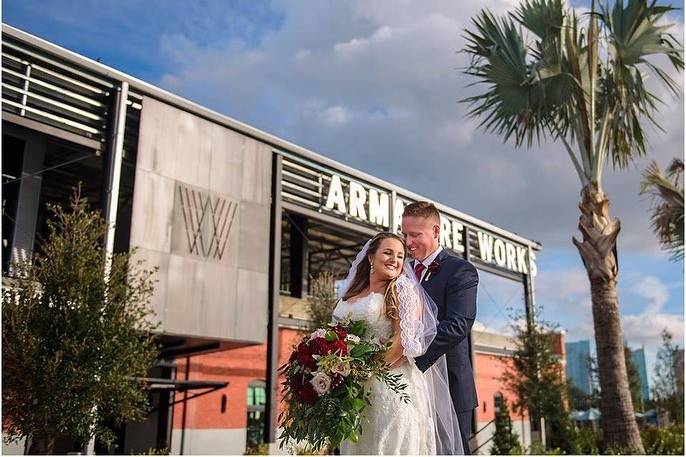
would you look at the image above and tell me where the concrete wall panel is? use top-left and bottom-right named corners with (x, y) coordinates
top-left (130, 96), bottom-right (272, 343)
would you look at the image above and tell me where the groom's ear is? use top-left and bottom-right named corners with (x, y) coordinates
top-left (432, 222), bottom-right (440, 240)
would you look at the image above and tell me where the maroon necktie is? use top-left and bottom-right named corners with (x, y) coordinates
top-left (414, 262), bottom-right (426, 281)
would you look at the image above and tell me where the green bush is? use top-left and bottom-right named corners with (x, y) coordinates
top-left (134, 448), bottom-right (169, 455)
top-left (244, 443), bottom-right (269, 455)
top-left (641, 425), bottom-right (684, 455)
top-left (565, 424), bottom-right (684, 455)
top-left (491, 400), bottom-right (522, 455)
top-left (575, 427), bottom-right (602, 454)
top-left (526, 441), bottom-right (562, 455)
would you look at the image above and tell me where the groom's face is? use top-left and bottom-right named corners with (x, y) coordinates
top-left (401, 215), bottom-right (440, 262)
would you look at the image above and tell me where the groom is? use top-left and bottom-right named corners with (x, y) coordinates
top-left (401, 201), bottom-right (479, 455)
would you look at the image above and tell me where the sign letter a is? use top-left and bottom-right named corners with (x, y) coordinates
top-left (325, 174), bottom-right (347, 213)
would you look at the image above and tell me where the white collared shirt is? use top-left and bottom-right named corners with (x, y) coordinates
top-left (413, 245), bottom-right (443, 282)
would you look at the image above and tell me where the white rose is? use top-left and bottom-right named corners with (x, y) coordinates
top-left (332, 359), bottom-right (351, 377)
top-left (309, 328), bottom-right (327, 340)
top-left (310, 372), bottom-right (332, 396)
top-left (344, 334), bottom-right (360, 344)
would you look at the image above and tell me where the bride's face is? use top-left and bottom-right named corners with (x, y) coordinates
top-left (369, 238), bottom-right (405, 281)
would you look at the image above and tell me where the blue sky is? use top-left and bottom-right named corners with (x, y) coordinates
top-left (4, 0), bottom-right (684, 384)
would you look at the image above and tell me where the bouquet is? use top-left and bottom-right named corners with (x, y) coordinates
top-left (278, 319), bottom-right (409, 451)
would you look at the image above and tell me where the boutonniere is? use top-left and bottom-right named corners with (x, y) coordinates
top-left (424, 260), bottom-right (441, 281)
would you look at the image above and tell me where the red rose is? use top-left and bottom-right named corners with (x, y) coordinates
top-left (309, 337), bottom-right (333, 356)
top-left (296, 342), bottom-right (317, 371)
top-left (288, 372), bottom-right (310, 391)
top-left (332, 324), bottom-right (347, 340)
top-left (427, 260), bottom-right (441, 273)
top-left (332, 339), bottom-right (348, 356)
top-left (424, 260), bottom-right (441, 281)
top-left (298, 382), bottom-right (318, 405)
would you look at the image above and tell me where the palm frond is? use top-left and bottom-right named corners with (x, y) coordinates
top-left (462, 9), bottom-right (553, 147)
top-left (596, 0), bottom-right (684, 171)
top-left (640, 158), bottom-right (684, 261)
top-left (461, 0), bottom-right (683, 190)
top-left (512, 0), bottom-right (564, 43)
top-left (601, 0), bottom-right (684, 73)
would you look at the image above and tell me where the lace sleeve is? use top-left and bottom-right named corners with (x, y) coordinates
top-left (395, 275), bottom-right (427, 358)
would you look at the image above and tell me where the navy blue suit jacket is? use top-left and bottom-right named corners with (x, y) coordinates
top-left (414, 249), bottom-right (479, 413)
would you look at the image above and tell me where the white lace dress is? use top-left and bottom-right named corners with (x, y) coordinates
top-left (332, 289), bottom-right (437, 455)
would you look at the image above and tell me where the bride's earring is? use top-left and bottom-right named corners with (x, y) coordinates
top-left (370, 263), bottom-right (375, 274)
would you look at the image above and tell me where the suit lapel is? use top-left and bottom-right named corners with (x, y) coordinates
top-left (420, 249), bottom-right (451, 308)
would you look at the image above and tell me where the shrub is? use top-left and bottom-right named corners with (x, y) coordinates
top-left (641, 425), bottom-right (684, 455)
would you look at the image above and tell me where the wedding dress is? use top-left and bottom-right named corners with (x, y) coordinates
top-left (332, 286), bottom-right (437, 455)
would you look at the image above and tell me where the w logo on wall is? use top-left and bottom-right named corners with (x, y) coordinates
top-left (175, 184), bottom-right (238, 260)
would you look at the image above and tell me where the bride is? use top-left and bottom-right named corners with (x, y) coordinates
top-left (332, 232), bottom-right (463, 455)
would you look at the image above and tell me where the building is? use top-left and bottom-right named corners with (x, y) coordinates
top-left (631, 347), bottom-right (650, 403)
top-left (1, 23), bottom-right (542, 455)
top-left (565, 340), bottom-right (593, 395)
top-left (472, 328), bottom-right (532, 454)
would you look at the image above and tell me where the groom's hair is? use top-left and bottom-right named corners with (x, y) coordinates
top-left (402, 201), bottom-right (440, 224)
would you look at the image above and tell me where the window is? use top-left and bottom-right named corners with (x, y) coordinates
top-left (494, 391), bottom-right (504, 414)
top-left (246, 380), bottom-right (266, 448)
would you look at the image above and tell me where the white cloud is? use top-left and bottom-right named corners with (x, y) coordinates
top-left (151, 0), bottom-right (683, 257)
top-left (321, 105), bottom-right (352, 126)
top-left (630, 276), bottom-right (670, 315)
top-left (621, 275), bottom-right (682, 351)
top-left (535, 266), bottom-right (595, 342)
top-left (622, 313), bottom-right (684, 350)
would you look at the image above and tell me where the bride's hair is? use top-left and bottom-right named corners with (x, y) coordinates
top-left (342, 232), bottom-right (405, 320)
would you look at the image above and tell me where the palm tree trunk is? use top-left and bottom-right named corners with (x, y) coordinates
top-left (573, 183), bottom-right (644, 453)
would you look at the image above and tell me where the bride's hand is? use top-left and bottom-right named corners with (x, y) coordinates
top-left (389, 356), bottom-right (407, 370)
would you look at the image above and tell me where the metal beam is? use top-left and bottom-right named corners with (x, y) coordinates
top-left (103, 81), bottom-right (128, 269)
top-left (282, 201), bottom-right (377, 238)
top-left (524, 246), bottom-right (537, 328)
top-left (265, 155), bottom-right (283, 444)
top-left (289, 213), bottom-right (308, 298)
top-left (470, 259), bottom-right (525, 283)
top-left (160, 342), bottom-right (220, 359)
top-left (3, 111), bottom-right (103, 151)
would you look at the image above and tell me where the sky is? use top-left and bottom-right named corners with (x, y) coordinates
top-left (3, 0), bottom-right (684, 385)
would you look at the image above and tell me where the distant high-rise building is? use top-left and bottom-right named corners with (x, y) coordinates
top-left (566, 340), bottom-right (592, 395)
top-left (631, 347), bottom-right (650, 402)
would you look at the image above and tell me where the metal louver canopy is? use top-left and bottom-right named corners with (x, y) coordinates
top-left (1, 33), bottom-right (142, 143)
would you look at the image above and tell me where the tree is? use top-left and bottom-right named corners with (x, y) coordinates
top-left (640, 158), bottom-right (684, 261)
top-left (462, 0), bottom-right (683, 451)
top-left (567, 380), bottom-right (597, 411)
top-left (491, 397), bottom-right (522, 455)
top-left (499, 312), bottom-right (579, 454)
top-left (2, 192), bottom-right (160, 454)
top-left (652, 329), bottom-right (684, 424)
top-left (306, 271), bottom-right (338, 331)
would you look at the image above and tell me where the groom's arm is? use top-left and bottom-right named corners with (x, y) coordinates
top-left (415, 261), bottom-right (478, 372)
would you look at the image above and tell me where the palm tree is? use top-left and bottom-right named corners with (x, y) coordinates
top-left (640, 158), bottom-right (684, 260)
top-left (461, 0), bottom-right (683, 451)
